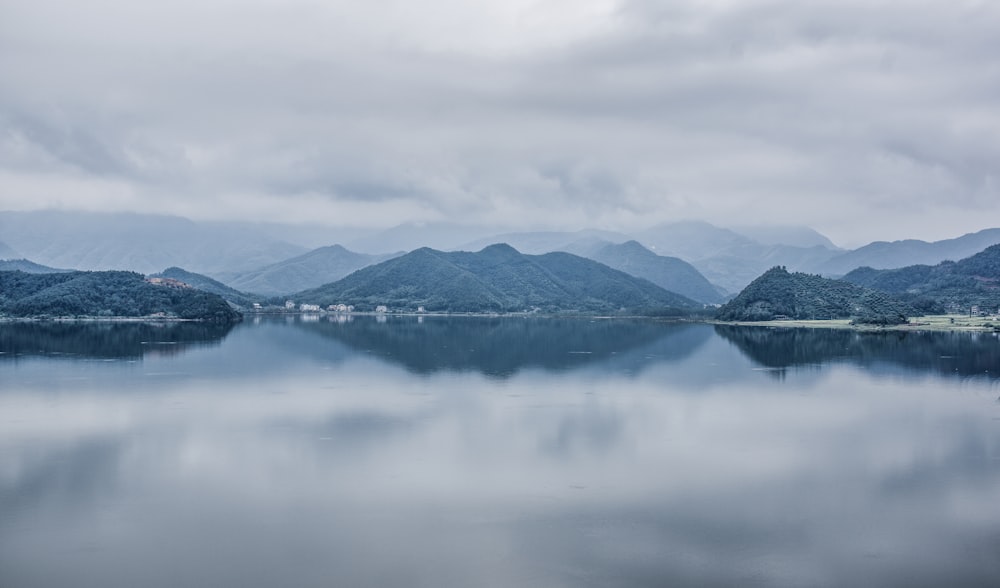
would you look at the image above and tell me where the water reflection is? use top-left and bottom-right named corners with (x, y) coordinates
top-left (716, 325), bottom-right (1000, 380)
top-left (291, 316), bottom-right (711, 377)
top-left (0, 321), bottom-right (234, 360)
top-left (2, 319), bottom-right (999, 587)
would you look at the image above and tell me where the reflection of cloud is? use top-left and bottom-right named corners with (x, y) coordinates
top-left (2, 320), bottom-right (1000, 586)
top-left (716, 325), bottom-right (1000, 381)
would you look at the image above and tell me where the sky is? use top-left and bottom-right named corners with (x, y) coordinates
top-left (1, 0), bottom-right (998, 247)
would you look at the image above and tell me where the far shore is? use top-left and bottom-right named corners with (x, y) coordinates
top-left (709, 314), bottom-right (1000, 332)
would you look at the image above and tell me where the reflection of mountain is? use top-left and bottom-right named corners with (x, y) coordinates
top-left (715, 325), bottom-right (1000, 379)
top-left (292, 316), bottom-right (710, 377)
top-left (0, 322), bottom-right (235, 360)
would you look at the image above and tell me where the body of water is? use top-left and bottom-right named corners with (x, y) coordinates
top-left (2, 316), bottom-right (999, 587)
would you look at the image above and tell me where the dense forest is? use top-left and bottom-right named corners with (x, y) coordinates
top-left (843, 244), bottom-right (1000, 311)
top-left (0, 270), bottom-right (241, 321)
top-left (292, 244), bottom-right (702, 315)
top-left (152, 267), bottom-right (260, 308)
top-left (715, 266), bottom-right (911, 324)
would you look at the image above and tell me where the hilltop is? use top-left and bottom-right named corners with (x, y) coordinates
top-left (151, 267), bottom-right (260, 308)
top-left (0, 270), bottom-right (242, 322)
top-left (716, 267), bottom-right (910, 325)
top-left (292, 244), bottom-right (701, 315)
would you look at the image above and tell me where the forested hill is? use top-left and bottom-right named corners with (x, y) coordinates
top-left (842, 244), bottom-right (1000, 310)
top-left (715, 267), bottom-right (910, 324)
top-left (0, 270), bottom-right (242, 322)
top-left (152, 267), bottom-right (259, 308)
top-left (292, 244), bottom-right (701, 314)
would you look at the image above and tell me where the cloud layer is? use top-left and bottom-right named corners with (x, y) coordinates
top-left (2, 0), bottom-right (998, 244)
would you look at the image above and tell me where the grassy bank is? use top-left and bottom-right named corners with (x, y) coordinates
top-left (711, 314), bottom-right (1000, 332)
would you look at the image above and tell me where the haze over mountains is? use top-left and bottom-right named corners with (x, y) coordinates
top-left (3, 210), bottom-right (1000, 301)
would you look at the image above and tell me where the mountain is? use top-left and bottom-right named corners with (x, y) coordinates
top-left (0, 211), bottom-right (308, 274)
top-left (0, 259), bottom-right (66, 273)
top-left (716, 267), bottom-right (911, 324)
top-left (0, 240), bottom-right (20, 259)
top-left (842, 244), bottom-right (1000, 311)
top-left (215, 245), bottom-right (400, 296)
top-left (583, 241), bottom-right (724, 304)
top-left (728, 225), bottom-right (840, 249)
top-left (151, 267), bottom-right (260, 308)
top-left (457, 229), bottom-right (631, 255)
top-left (292, 244), bottom-right (701, 314)
top-left (0, 270), bottom-right (241, 321)
top-left (819, 228), bottom-right (1000, 276)
top-left (632, 221), bottom-right (841, 293)
top-left (347, 222), bottom-right (504, 254)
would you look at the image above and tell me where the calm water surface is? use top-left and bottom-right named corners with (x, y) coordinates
top-left (2, 317), bottom-right (999, 587)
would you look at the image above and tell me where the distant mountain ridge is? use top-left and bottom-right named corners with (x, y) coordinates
top-left (584, 241), bottom-right (725, 304)
top-left (0, 259), bottom-right (66, 274)
top-left (293, 244), bottom-right (701, 314)
top-left (0, 240), bottom-right (20, 259)
top-left (819, 228), bottom-right (1000, 276)
top-left (842, 244), bottom-right (1000, 311)
top-left (0, 211), bottom-right (308, 274)
top-left (214, 245), bottom-right (400, 296)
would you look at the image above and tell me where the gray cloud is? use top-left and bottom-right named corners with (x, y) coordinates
top-left (0, 0), bottom-right (998, 244)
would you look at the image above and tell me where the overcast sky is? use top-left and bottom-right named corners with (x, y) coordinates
top-left (1, 0), bottom-right (998, 246)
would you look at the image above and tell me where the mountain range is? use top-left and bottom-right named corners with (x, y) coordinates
top-left (292, 244), bottom-right (701, 314)
top-left (842, 244), bottom-right (1000, 311)
top-left (212, 245), bottom-right (401, 296)
top-left (3, 209), bottom-right (1000, 298)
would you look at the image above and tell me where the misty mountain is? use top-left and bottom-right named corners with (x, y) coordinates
top-left (214, 245), bottom-right (401, 296)
top-left (717, 267), bottom-right (910, 324)
top-left (0, 240), bottom-right (20, 259)
top-left (841, 244), bottom-right (1000, 310)
top-left (0, 259), bottom-right (66, 274)
top-left (458, 229), bottom-right (632, 255)
top-left (583, 241), bottom-right (725, 304)
top-left (0, 211), bottom-right (309, 275)
top-left (293, 243), bottom-right (701, 314)
top-left (819, 228), bottom-right (1000, 276)
top-left (728, 225), bottom-right (840, 249)
top-left (151, 267), bottom-right (260, 308)
top-left (633, 221), bottom-right (841, 293)
top-left (347, 222), bottom-right (505, 254)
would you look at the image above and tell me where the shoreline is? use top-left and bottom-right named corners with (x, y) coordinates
top-left (708, 314), bottom-right (1000, 333)
top-left (2, 313), bottom-right (997, 333)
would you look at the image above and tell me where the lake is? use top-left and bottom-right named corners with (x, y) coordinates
top-left (2, 316), bottom-right (999, 587)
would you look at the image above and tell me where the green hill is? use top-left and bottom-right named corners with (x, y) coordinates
top-left (716, 266), bottom-right (910, 324)
top-left (585, 241), bottom-right (725, 304)
top-left (0, 270), bottom-right (242, 321)
top-left (152, 267), bottom-right (259, 308)
top-left (292, 244), bottom-right (701, 314)
top-left (842, 244), bottom-right (1000, 311)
